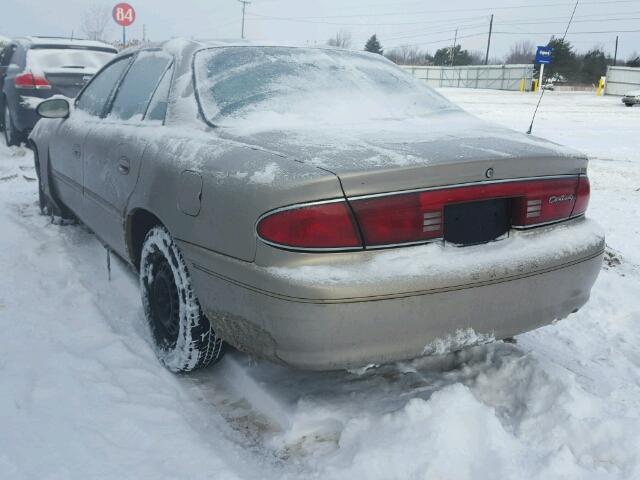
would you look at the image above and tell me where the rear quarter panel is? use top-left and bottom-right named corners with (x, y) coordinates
top-left (127, 130), bottom-right (344, 263)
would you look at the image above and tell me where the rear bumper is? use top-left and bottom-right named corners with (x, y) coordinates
top-left (183, 218), bottom-right (604, 370)
top-left (622, 96), bottom-right (640, 105)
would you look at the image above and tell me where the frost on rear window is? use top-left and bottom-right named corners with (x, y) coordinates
top-left (193, 47), bottom-right (458, 131)
top-left (27, 48), bottom-right (115, 73)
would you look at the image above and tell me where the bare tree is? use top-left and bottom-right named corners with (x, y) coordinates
top-left (627, 52), bottom-right (640, 68)
top-left (504, 40), bottom-right (535, 64)
top-left (327, 30), bottom-right (352, 49)
top-left (469, 50), bottom-right (485, 65)
top-left (80, 3), bottom-right (112, 42)
top-left (385, 45), bottom-right (433, 66)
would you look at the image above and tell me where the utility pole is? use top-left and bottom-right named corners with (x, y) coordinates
top-left (143, 24), bottom-right (146, 43)
top-left (613, 35), bottom-right (619, 66)
top-left (484, 14), bottom-right (494, 65)
top-left (450, 27), bottom-right (458, 66)
top-left (238, 0), bottom-right (251, 40)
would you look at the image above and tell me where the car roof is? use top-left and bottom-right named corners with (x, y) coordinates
top-left (14, 36), bottom-right (117, 52)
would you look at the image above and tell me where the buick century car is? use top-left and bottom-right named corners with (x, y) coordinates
top-left (29, 40), bottom-right (604, 372)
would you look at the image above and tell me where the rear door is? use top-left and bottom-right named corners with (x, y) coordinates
top-left (48, 56), bottom-right (131, 215)
top-left (82, 51), bottom-right (173, 255)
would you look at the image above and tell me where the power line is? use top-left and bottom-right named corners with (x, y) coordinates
top-left (246, 12), bottom-right (491, 27)
top-left (250, 0), bottom-right (640, 20)
top-left (383, 22), bottom-right (489, 42)
top-left (494, 28), bottom-right (640, 34)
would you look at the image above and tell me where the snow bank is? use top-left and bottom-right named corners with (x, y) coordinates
top-left (2, 90), bottom-right (640, 480)
top-left (268, 218), bottom-right (603, 287)
top-left (0, 144), bottom-right (265, 479)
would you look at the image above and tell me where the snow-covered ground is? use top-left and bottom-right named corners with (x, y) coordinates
top-left (1, 89), bottom-right (639, 479)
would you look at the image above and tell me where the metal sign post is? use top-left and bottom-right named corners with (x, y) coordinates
top-left (535, 46), bottom-right (553, 94)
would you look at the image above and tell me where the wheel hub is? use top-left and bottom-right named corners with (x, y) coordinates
top-left (148, 257), bottom-right (180, 348)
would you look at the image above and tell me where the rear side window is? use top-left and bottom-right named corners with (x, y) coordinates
top-left (109, 51), bottom-right (172, 121)
top-left (76, 57), bottom-right (131, 116)
top-left (144, 65), bottom-right (173, 122)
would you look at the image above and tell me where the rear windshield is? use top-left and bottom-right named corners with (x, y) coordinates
top-left (194, 46), bottom-right (457, 127)
top-left (27, 48), bottom-right (116, 71)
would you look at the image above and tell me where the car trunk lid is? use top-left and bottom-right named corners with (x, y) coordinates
top-left (219, 110), bottom-right (587, 197)
top-left (227, 110), bottom-right (589, 249)
top-left (42, 67), bottom-right (96, 97)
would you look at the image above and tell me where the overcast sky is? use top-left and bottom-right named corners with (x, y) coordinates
top-left (2, 0), bottom-right (639, 60)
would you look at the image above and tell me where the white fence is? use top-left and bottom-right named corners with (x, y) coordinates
top-left (401, 64), bottom-right (534, 91)
top-left (605, 66), bottom-right (640, 96)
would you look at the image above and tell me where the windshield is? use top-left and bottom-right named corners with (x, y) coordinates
top-left (27, 48), bottom-right (116, 71)
top-left (194, 46), bottom-right (457, 129)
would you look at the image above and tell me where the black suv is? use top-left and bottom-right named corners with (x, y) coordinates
top-left (0, 36), bottom-right (117, 146)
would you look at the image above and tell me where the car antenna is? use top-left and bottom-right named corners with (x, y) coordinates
top-left (526, 0), bottom-right (579, 135)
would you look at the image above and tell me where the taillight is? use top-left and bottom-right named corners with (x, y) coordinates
top-left (257, 201), bottom-right (362, 250)
top-left (571, 176), bottom-right (590, 217)
top-left (257, 176), bottom-right (590, 251)
top-left (350, 176), bottom-right (589, 247)
top-left (15, 72), bottom-right (51, 89)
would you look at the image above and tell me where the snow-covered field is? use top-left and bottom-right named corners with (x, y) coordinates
top-left (1, 89), bottom-right (639, 479)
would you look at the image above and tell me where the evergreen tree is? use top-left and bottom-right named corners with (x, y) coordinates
top-left (364, 34), bottom-right (383, 55)
top-left (544, 38), bottom-right (578, 81)
top-left (433, 45), bottom-right (473, 66)
top-left (580, 49), bottom-right (607, 83)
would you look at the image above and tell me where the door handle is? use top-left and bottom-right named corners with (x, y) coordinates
top-left (118, 156), bottom-right (130, 175)
top-left (72, 144), bottom-right (81, 158)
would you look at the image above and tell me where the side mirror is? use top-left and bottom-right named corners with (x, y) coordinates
top-left (36, 98), bottom-right (70, 119)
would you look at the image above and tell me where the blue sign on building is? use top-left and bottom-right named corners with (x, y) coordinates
top-left (536, 46), bottom-right (553, 64)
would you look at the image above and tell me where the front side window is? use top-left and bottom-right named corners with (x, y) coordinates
top-left (76, 57), bottom-right (131, 117)
top-left (109, 51), bottom-right (172, 121)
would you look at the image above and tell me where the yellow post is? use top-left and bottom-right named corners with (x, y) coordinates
top-left (596, 76), bottom-right (606, 96)
top-left (519, 78), bottom-right (525, 92)
top-left (533, 79), bottom-right (539, 92)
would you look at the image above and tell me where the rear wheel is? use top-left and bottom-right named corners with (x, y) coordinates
top-left (3, 104), bottom-right (21, 147)
top-left (140, 225), bottom-right (225, 372)
top-left (624, 103), bottom-right (633, 107)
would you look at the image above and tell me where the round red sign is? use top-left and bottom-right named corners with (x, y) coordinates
top-left (112, 3), bottom-right (136, 27)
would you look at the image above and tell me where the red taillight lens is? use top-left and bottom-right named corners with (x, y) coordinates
top-left (15, 72), bottom-right (51, 89)
top-left (351, 176), bottom-right (589, 247)
top-left (257, 201), bottom-right (362, 250)
top-left (349, 194), bottom-right (442, 246)
top-left (257, 176), bottom-right (590, 251)
top-left (571, 176), bottom-right (590, 217)
top-left (510, 177), bottom-right (583, 227)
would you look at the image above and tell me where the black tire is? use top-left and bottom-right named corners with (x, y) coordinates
top-left (3, 103), bottom-right (21, 147)
top-left (140, 225), bottom-right (225, 372)
top-left (624, 103), bottom-right (633, 107)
